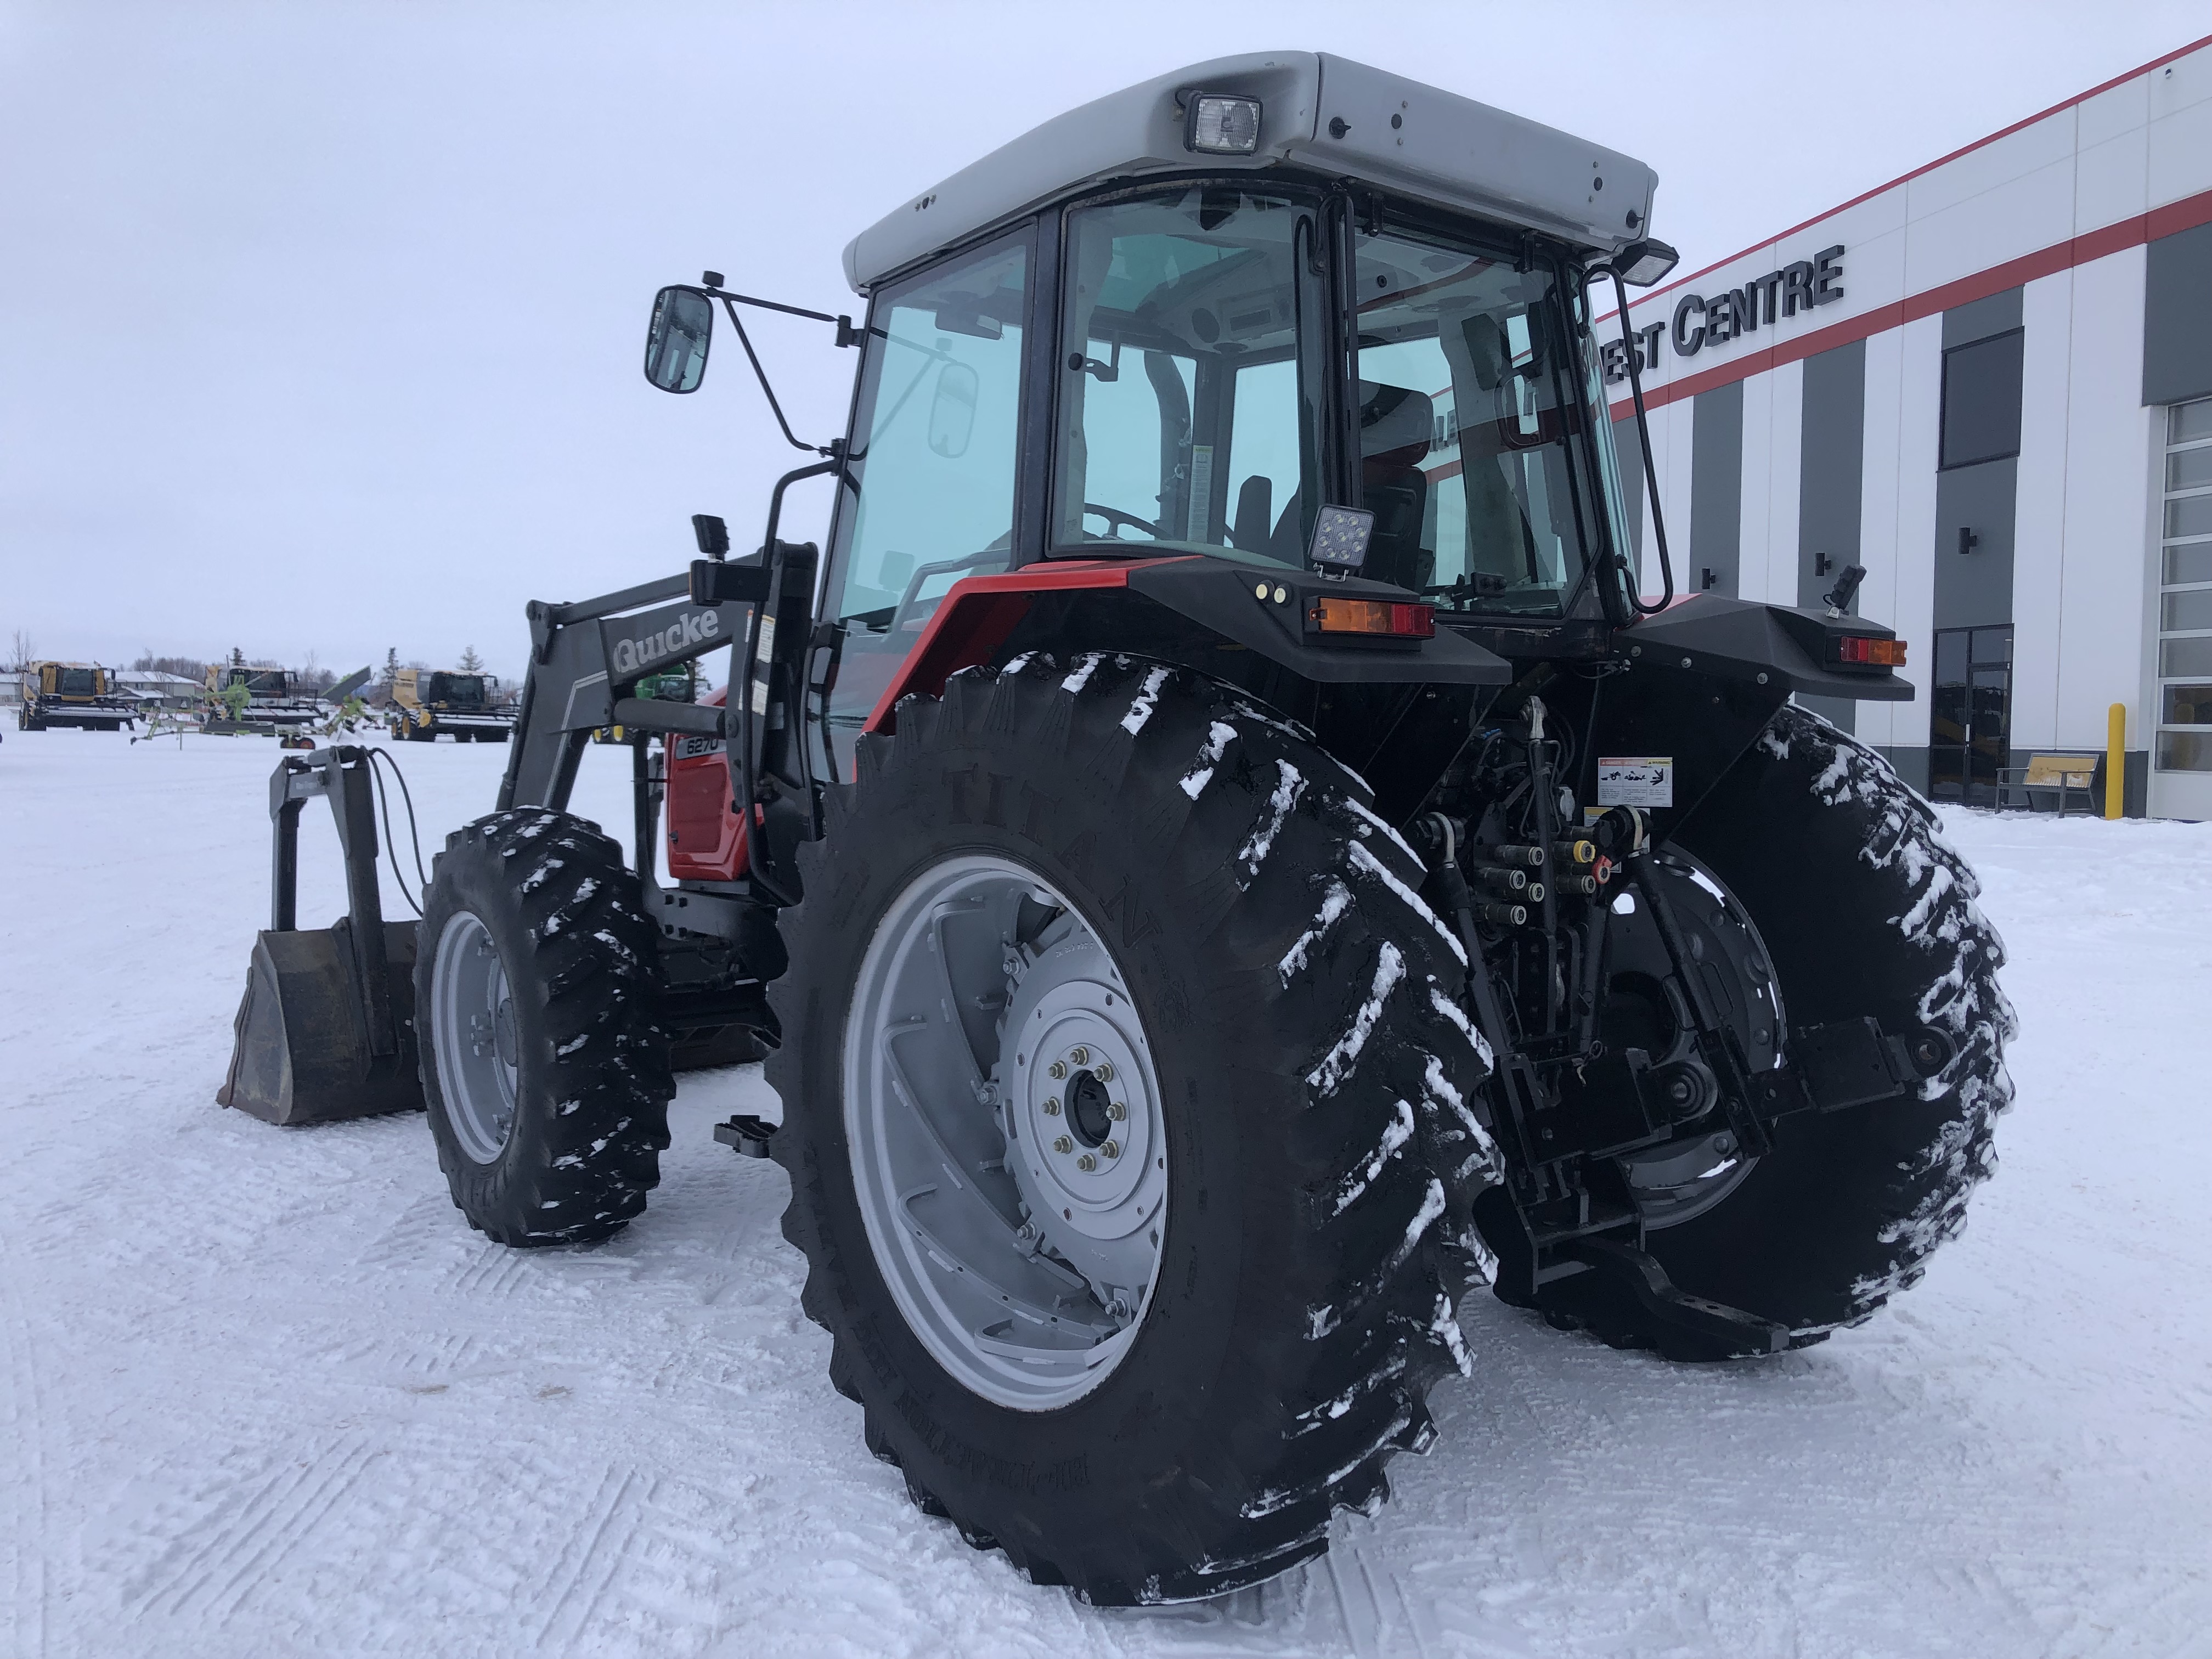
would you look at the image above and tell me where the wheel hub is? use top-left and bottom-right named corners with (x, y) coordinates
top-left (843, 854), bottom-right (1169, 1411)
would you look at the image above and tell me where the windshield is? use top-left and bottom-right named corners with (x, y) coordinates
top-left (430, 673), bottom-right (484, 704)
top-left (1354, 225), bottom-right (1615, 616)
top-left (55, 668), bottom-right (98, 697)
top-left (1054, 187), bottom-right (1318, 565)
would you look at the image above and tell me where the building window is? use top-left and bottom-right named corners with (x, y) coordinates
top-left (1939, 328), bottom-right (2024, 470)
top-left (2159, 397), bottom-right (2212, 774)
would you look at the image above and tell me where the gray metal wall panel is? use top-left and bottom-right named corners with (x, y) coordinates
top-left (1797, 340), bottom-right (1866, 606)
top-left (1611, 414), bottom-right (1645, 577)
top-left (1876, 746), bottom-right (1931, 795)
top-left (1942, 286), bottom-right (2023, 349)
top-left (2143, 222), bottom-right (2212, 408)
top-left (1690, 380), bottom-right (1743, 597)
top-left (1796, 340), bottom-right (1867, 734)
top-left (1932, 456), bottom-right (2018, 630)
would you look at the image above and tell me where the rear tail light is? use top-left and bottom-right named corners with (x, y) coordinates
top-left (1832, 634), bottom-right (1907, 667)
top-left (1309, 597), bottom-right (1436, 639)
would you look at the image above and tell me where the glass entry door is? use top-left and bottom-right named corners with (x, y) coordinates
top-left (1929, 625), bottom-right (2013, 805)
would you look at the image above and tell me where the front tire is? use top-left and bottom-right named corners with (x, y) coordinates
top-left (766, 656), bottom-right (1496, 1604)
top-left (416, 809), bottom-right (675, 1245)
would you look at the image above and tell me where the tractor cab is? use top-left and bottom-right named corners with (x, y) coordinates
top-left (652, 54), bottom-right (1686, 771)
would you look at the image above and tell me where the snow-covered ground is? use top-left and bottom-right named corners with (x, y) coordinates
top-left (3, 725), bottom-right (2208, 1659)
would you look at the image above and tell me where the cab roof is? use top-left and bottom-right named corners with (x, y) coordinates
top-left (843, 52), bottom-right (1657, 293)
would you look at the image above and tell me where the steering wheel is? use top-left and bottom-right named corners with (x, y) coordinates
top-left (1082, 503), bottom-right (1159, 539)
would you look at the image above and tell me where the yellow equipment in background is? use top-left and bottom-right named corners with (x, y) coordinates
top-left (386, 668), bottom-right (514, 743)
top-left (18, 662), bottom-right (136, 731)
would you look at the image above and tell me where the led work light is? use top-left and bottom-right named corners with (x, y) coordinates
top-left (1184, 93), bottom-right (1262, 155)
top-left (1611, 238), bottom-right (1681, 287)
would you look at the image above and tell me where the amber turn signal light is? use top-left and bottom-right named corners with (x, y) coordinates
top-left (1309, 597), bottom-right (1436, 639)
top-left (1833, 634), bottom-right (1907, 667)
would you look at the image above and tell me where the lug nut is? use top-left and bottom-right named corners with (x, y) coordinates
top-left (1093, 1061), bottom-right (1113, 1082)
top-left (1043, 1097), bottom-right (1060, 1115)
top-left (1107, 1101), bottom-right (1126, 1121)
top-left (1101, 1139), bottom-right (1121, 1159)
top-left (1069, 1046), bottom-right (1090, 1066)
top-left (1053, 1135), bottom-right (1073, 1154)
top-left (1076, 1153), bottom-right (1097, 1172)
top-left (1047, 1060), bottom-right (1066, 1079)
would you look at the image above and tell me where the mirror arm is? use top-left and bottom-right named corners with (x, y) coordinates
top-left (716, 295), bottom-right (840, 455)
top-left (1588, 263), bottom-right (1677, 617)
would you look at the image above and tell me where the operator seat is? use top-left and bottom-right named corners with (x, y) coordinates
top-left (1356, 381), bottom-right (1435, 592)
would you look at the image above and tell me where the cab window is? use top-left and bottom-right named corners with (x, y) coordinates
top-left (1054, 189), bottom-right (1316, 564)
top-left (1354, 228), bottom-right (1604, 614)
top-left (820, 235), bottom-right (1029, 768)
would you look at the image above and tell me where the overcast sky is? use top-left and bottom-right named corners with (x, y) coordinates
top-left (4, 1), bottom-right (2208, 681)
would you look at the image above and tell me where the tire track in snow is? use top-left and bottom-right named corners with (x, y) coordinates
top-left (131, 1436), bottom-right (381, 1622)
top-left (0, 1255), bottom-right (48, 1658)
top-left (533, 1465), bottom-right (645, 1649)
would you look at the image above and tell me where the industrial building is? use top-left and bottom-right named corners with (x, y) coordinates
top-left (1604, 35), bottom-right (2212, 817)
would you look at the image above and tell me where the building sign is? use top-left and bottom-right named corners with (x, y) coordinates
top-left (1601, 245), bottom-right (1847, 383)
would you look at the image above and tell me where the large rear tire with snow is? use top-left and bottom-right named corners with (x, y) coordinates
top-left (415, 809), bottom-right (675, 1246)
top-left (1494, 703), bottom-right (2015, 1353)
top-left (765, 654), bottom-right (1497, 1604)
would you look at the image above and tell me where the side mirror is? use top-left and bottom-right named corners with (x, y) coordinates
top-left (644, 286), bottom-right (714, 393)
top-left (927, 361), bottom-right (979, 458)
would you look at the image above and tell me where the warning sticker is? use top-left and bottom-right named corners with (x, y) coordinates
top-left (1596, 757), bottom-right (1674, 808)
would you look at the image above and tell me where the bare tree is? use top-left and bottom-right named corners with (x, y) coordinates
top-left (9, 629), bottom-right (33, 671)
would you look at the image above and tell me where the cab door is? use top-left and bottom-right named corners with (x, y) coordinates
top-left (808, 229), bottom-right (1035, 783)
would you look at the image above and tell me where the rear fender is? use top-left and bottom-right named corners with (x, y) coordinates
top-left (862, 554), bottom-right (1511, 732)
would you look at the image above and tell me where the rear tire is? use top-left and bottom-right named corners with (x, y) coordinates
top-left (1491, 703), bottom-right (2015, 1352)
top-left (766, 655), bottom-right (1496, 1604)
top-left (416, 809), bottom-right (675, 1245)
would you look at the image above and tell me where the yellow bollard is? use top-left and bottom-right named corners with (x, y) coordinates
top-left (2105, 703), bottom-right (2126, 820)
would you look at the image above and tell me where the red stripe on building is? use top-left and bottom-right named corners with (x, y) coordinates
top-left (1596, 33), bottom-right (2212, 325)
top-left (1606, 185), bottom-right (2212, 421)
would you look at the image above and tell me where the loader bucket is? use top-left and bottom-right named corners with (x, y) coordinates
top-left (219, 921), bottom-right (422, 1124)
top-left (217, 747), bottom-right (426, 1125)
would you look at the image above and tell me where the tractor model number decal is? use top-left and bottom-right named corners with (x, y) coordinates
top-left (676, 734), bottom-right (724, 759)
top-left (612, 609), bottom-right (720, 676)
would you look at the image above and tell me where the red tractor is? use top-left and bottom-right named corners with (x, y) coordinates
top-left (224, 54), bottom-right (2013, 1604)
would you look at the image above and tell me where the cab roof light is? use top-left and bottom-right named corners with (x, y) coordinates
top-left (1310, 596), bottom-right (1436, 639)
top-left (1185, 93), bottom-right (1262, 156)
top-left (1833, 634), bottom-right (1907, 668)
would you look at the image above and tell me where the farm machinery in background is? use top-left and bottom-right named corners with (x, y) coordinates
top-left (202, 664), bottom-right (328, 736)
top-left (17, 662), bottom-right (137, 731)
top-left (387, 667), bottom-right (515, 743)
top-left (217, 53), bottom-right (2013, 1607)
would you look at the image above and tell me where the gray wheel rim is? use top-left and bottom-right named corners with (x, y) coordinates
top-left (431, 910), bottom-right (521, 1164)
top-left (844, 854), bottom-right (1168, 1412)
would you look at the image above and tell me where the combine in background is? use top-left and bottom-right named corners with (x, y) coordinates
top-left (387, 668), bottom-right (513, 743)
top-left (18, 662), bottom-right (137, 731)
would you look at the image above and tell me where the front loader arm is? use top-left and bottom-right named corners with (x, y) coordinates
top-left (495, 540), bottom-right (817, 893)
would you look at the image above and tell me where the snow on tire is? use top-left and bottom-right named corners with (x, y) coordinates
top-left (764, 654), bottom-right (1498, 1604)
top-left (1503, 702), bottom-right (2016, 1352)
top-left (416, 809), bottom-right (675, 1246)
